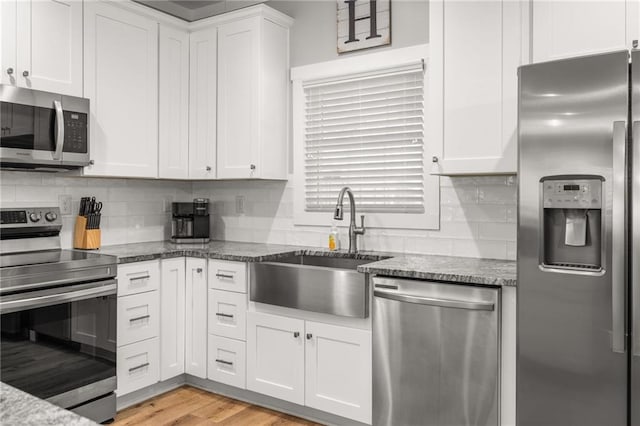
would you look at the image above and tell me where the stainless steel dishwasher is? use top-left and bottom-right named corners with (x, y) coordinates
top-left (372, 277), bottom-right (500, 426)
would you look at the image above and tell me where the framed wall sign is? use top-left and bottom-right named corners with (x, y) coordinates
top-left (337, 0), bottom-right (391, 53)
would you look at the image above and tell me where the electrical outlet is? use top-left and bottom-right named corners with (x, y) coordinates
top-left (59, 194), bottom-right (73, 215)
top-left (235, 195), bottom-right (245, 215)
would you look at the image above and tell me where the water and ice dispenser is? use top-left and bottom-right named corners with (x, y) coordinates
top-left (541, 177), bottom-right (603, 271)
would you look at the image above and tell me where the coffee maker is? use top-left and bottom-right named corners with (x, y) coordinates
top-left (171, 199), bottom-right (210, 243)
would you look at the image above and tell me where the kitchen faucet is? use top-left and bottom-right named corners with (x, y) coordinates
top-left (333, 187), bottom-right (365, 253)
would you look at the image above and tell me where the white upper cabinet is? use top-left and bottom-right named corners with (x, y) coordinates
top-left (216, 11), bottom-right (292, 179)
top-left (83, 1), bottom-right (158, 178)
top-left (532, 0), bottom-right (639, 63)
top-left (189, 27), bottom-right (217, 179)
top-left (159, 25), bottom-right (190, 179)
top-left (1, 0), bottom-right (82, 96)
top-left (430, 0), bottom-right (527, 175)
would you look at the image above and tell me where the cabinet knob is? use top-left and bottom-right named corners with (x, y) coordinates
top-left (206, 166), bottom-right (212, 172)
top-left (22, 70), bottom-right (29, 77)
top-left (196, 267), bottom-right (203, 273)
top-left (89, 159), bottom-right (95, 165)
top-left (293, 332), bottom-right (300, 338)
top-left (6, 67), bottom-right (13, 75)
top-left (432, 156), bottom-right (439, 163)
top-left (306, 333), bottom-right (313, 340)
top-left (634, 39), bottom-right (639, 48)
top-left (250, 164), bottom-right (256, 170)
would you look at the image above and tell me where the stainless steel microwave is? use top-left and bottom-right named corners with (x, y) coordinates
top-left (0, 85), bottom-right (90, 170)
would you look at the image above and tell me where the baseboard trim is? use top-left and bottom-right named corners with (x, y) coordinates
top-left (115, 374), bottom-right (369, 426)
top-left (116, 375), bottom-right (186, 411)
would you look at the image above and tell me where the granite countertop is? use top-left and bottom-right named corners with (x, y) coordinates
top-left (94, 240), bottom-right (516, 287)
top-left (0, 382), bottom-right (98, 426)
top-left (357, 255), bottom-right (517, 287)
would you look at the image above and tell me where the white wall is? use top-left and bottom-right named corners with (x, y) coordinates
top-left (192, 175), bottom-right (517, 260)
top-left (0, 171), bottom-right (190, 248)
top-left (268, 0), bottom-right (429, 67)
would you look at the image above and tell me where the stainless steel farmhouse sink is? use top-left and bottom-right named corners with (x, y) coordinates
top-left (250, 254), bottom-right (384, 318)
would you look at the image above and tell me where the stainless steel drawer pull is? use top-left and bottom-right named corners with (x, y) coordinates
top-left (215, 313), bottom-right (234, 318)
top-left (130, 275), bottom-right (150, 282)
top-left (129, 314), bottom-right (150, 322)
top-left (215, 359), bottom-right (233, 366)
top-left (374, 290), bottom-right (495, 311)
top-left (128, 362), bottom-right (149, 373)
top-left (216, 273), bottom-right (234, 279)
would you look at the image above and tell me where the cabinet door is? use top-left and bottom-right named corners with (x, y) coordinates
top-left (430, 0), bottom-right (524, 175)
top-left (118, 291), bottom-right (160, 346)
top-left (532, 0), bottom-right (638, 63)
top-left (305, 321), bottom-right (372, 424)
top-left (160, 258), bottom-right (186, 381)
top-left (15, 0), bottom-right (82, 96)
top-left (159, 25), bottom-right (189, 179)
top-left (208, 289), bottom-right (246, 341)
top-left (185, 258), bottom-right (208, 378)
top-left (117, 337), bottom-right (160, 396)
top-left (217, 17), bottom-right (260, 179)
top-left (208, 334), bottom-right (246, 389)
top-left (246, 312), bottom-right (305, 405)
top-left (1, 0), bottom-right (17, 86)
top-left (83, 1), bottom-right (158, 177)
top-left (189, 27), bottom-right (217, 179)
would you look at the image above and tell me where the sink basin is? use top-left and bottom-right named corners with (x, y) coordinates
top-left (250, 254), bottom-right (382, 318)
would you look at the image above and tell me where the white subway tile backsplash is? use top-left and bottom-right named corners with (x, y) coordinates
top-left (2, 171), bottom-right (518, 260)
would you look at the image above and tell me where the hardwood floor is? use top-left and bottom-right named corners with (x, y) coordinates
top-left (114, 386), bottom-right (323, 426)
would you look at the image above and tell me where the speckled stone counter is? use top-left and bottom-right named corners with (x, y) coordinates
top-left (94, 240), bottom-right (516, 286)
top-left (0, 382), bottom-right (98, 426)
top-left (357, 255), bottom-right (517, 286)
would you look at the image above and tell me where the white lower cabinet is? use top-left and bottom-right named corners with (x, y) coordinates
top-left (246, 312), bottom-right (305, 405)
top-left (117, 291), bottom-right (160, 346)
top-left (160, 258), bottom-right (186, 381)
top-left (208, 335), bottom-right (246, 388)
top-left (305, 321), bottom-right (372, 424)
top-left (208, 289), bottom-right (246, 341)
top-left (117, 337), bottom-right (160, 396)
top-left (246, 311), bottom-right (371, 423)
top-left (185, 258), bottom-right (208, 378)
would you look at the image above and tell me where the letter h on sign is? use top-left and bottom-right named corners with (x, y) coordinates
top-left (337, 0), bottom-right (390, 53)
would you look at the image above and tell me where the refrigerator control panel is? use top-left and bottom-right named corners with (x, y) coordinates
top-left (542, 179), bottom-right (602, 209)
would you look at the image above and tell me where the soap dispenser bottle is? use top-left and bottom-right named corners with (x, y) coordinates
top-left (329, 225), bottom-right (340, 251)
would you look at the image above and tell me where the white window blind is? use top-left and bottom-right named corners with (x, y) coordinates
top-left (303, 62), bottom-right (425, 214)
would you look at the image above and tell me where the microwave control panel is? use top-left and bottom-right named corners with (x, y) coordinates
top-left (63, 111), bottom-right (88, 153)
top-left (542, 179), bottom-right (602, 209)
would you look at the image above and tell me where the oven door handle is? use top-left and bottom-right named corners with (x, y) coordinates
top-left (0, 279), bottom-right (117, 314)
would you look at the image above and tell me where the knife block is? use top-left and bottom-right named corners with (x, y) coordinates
top-left (73, 215), bottom-right (101, 249)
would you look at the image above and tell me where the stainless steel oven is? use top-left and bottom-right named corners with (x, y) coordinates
top-left (0, 85), bottom-right (89, 170)
top-left (0, 207), bottom-right (117, 423)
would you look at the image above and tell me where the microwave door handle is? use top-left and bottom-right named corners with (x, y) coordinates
top-left (612, 120), bottom-right (627, 354)
top-left (53, 100), bottom-right (64, 160)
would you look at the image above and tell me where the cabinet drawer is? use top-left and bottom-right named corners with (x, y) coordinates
top-left (208, 289), bottom-right (246, 341)
top-left (117, 260), bottom-right (160, 296)
top-left (117, 337), bottom-right (160, 396)
top-left (208, 260), bottom-right (247, 293)
top-left (208, 335), bottom-right (246, 389)
top-left (118, 291), bottom-right (160, 346)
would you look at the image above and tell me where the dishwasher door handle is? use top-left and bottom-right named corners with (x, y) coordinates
top-left (374, 289), bottom-right (495, 311)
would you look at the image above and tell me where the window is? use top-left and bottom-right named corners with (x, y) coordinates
top-left (292, 45), bottom-right (439, 229)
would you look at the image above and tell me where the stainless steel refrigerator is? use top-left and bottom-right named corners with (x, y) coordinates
top-left (518, 49), bottom-right (639, 426)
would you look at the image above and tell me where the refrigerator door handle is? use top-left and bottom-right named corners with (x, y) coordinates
top-left (633, 120), bottom-right (640, 357)
top-left (612, 120), bottom-right (627, 354)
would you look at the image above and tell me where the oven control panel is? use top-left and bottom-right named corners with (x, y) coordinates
top-left (0, 207), bottom-right (62, 227)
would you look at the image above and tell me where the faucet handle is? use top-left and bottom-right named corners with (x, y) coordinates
top-left (357, 215), bottom-right (366, 234)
